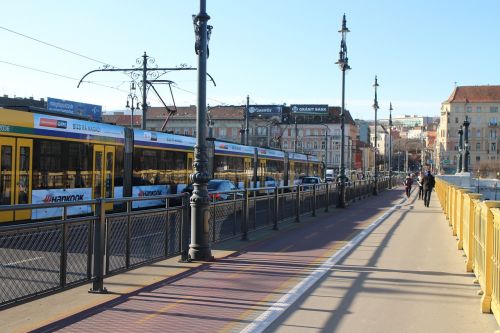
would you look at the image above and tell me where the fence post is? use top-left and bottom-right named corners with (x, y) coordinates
top-left (89, 199), bottom-right (108, 294)
top-left (312, 184), bottom-right (317, 217)
top-left (241, 189), bottom-right (249, 241)
top-left (60, 222), bottom-right (68, 288)
top-left (273, 187), bottom-right (279, 230)
top-left (325, 183), bottom-right (329, 213)
top-left (126, 201), bottom-right (131, 267)
top-left (296, 185), bottom-right (301, 223)
top-left (179, 193), bottom-right (191, 262)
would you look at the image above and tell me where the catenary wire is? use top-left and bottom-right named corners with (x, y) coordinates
top-left (0, 25), bottom-right (113, 67)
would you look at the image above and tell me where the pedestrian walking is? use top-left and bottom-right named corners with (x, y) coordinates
top-left (404, 174), bottom-right (413, 198)
top-left (423, 170), bottom-right (435, 207)
top-left (417, 173), bottom-right (424, 200)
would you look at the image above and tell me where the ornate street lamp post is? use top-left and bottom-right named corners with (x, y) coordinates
top-left (373, 76), bottom-right (379, 195)
top-left (462, 116), bottom-right (470, 172)
top-left (388, 102), bottom-right (393, 189)
top-left (126, 82), bottom-right (140, 129)
top-left (189, 0), bottom-right (214, 261)
top-left (457, 125), bottom-right (463, 173)
top-left (335, 14), bottom-right (350, 208)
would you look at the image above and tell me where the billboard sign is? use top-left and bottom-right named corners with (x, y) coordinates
top-left (47, 97), bottom-right (102, 121)
top-left (247, 105), bottom-right (282, 118)
top-left (31, 188), bottom-right (92, 219)
top-left (291, 104), bottom-right (329, 115)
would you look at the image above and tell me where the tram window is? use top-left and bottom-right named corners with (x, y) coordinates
top-left (0, 146), bottom-right (13, 205)
top-left (114, 146), bottom-right (124, 187)
top-left (214, 155), bottom-right (244, 184)
top-left (133, 148), bottom-right (188, 187)
top-left (33, 140), bottom-right (92, 189)
top-left (18, 147), bottom-right (30, 204)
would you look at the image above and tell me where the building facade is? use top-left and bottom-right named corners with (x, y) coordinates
top-left (436, 85), bottom-right (500, 175)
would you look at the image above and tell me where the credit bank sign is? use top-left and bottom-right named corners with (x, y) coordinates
top-left (291, 104), bottom-right (329, 115)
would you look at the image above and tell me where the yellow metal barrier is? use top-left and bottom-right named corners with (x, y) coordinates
top-left (455, 188), bottom-right (470, 248)
top-left (474, 201), bottom-right (500, 313)
top-left (462, 193), bottom-right (482, 271)
top-left (491, 208), bottom-right (500, 324)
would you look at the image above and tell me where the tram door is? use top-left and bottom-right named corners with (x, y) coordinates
top-left (0, 137), bottom-right (33, 222)
top-left (244, 158), bottom-right (252, 188)
top-left (259, 160), bottom-right (266, 188)
top-left (93, 145), bottom-right (115, 211)
top-left (289, 161), bottom-right (295, 186)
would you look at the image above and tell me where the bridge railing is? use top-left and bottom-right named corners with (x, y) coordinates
top-left (0, 179), bottom-right (396, 309)
top-left (435, 178), bottom-right (500, 320)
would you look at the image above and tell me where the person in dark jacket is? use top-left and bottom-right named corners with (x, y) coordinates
top-left (404, 174), bottom-right (413, 198)
top-left (422, 170), bottom-right (435, 207)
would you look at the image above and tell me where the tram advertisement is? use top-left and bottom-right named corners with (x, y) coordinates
top-left (31, 188), bottom-right (92, 219)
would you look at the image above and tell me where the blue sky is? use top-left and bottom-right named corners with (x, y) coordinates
top-left (1, 0), bottom-right (499, 120)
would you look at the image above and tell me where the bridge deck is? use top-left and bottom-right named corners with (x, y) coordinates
top-left (2, 189), bottom-right (498, 332)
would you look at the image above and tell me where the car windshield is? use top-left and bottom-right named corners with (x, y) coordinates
top-left (302, 178), bottom-right (317, 184)
top-left (208, 181), bottom-right (226, 191)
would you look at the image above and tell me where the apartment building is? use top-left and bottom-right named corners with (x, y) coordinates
top-left (436, 85), bottom-right (500, 174)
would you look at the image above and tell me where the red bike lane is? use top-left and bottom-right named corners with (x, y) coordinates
top-left (33, 189), bottom-right (404, 333)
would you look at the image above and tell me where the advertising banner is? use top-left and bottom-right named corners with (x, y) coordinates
top-left (247, 105), bottom-right (282, 118)
top-left (132, 185), bottom-right (170, 208)
top-left (291, 104), bottom-right (329, 115)
top-left (34, 114), bottom-right (124, 141)
top-left (47, 97), bottom-right (102, 121)
top-left (134, 129), bottom-right (196, 150)
top-left (31, 188), bottom-right (92, 219)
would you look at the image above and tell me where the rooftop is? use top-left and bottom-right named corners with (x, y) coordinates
top-left (444, 85), bottom-right (500, 103)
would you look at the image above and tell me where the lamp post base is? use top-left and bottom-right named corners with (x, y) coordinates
top-left (188, 245), bottom-right (214, 262)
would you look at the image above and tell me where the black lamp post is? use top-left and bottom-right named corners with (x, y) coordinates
top-left (373, 76), bottom-right (379, 195)
top-left (388, 102), bottom-right (393, 189)
top-left (457, 126), bottom-right (463, 173)
top-left (462, 116), bottom-right (470, 172)
top-left (126, 82), bottom-right (140, 129)
top-left (189, 0), bottom-right (214, 261)
top-left (335, 14), bottom-right (350, 208)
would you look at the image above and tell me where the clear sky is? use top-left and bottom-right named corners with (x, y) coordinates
top-left (1, 0), bottom-right (499, 120)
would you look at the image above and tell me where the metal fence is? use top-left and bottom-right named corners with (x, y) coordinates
top-left (0, 178), bottom-right (395, 309)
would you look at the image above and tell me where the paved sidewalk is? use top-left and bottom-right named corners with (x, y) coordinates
top-left (266, 191), bottom-right (500, 333)
top-left (2, 188), bottom-right (498, 332)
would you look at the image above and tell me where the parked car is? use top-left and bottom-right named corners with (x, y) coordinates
top-left (300, 176), bottom-right (322, 190)
top-left (183, 179), bottom-right (241, 201)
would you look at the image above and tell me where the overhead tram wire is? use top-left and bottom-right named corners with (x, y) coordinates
top-left (0, 60), bottom-right (128, 93)
top-left (172, 85), bottom-right (229, 105)
top-left (0, 25), bottom-right (113, 67)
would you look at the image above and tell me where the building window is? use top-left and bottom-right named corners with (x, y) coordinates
top-left (476, 142), bottom-right (481, 151)
top-left (219, 128), bottom-right (226, 137)
top-left (491, 106), bottom-right (499, 113)
top-left (455, 117), bottom-right (459, 123)
top-left (455, 106), bottom-right (460, 113)
top-left (466, 106), bottom-right (472, 113)
top-left (283, 140), bottom-right (288, 149)
top-left (321, 141), bottom-right (326, 149)
top-left (313, 141), bottom-right (318, 149)
top-left (476, 156), bottom-right (480, 162)
top-left (477, 117), bottom-right (481, 124)
top-left (491, 130), bottom-right (497, 139)
top-left (492, 143), bottom-right (497, 152)
top-left (490, 117), bottom-right (497, 125)
top-left (476, 129), bottom-right (481, 137)
top-left (184, 129), bottom-right (190, 136)
top-left (306, 129), bottom-right (311, 136)
top-left (477, 106), bottom-right (482, 112)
